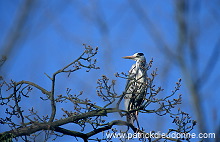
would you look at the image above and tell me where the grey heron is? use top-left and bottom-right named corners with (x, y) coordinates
top-left (123, 52), bottom-right (147, 127)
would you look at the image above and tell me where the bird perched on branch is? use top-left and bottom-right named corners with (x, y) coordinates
top-left (122, 52), bottom-right (147, 128)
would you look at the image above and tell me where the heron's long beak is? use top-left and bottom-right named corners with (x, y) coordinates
top-left (122, 55), bottom-right (135, 59)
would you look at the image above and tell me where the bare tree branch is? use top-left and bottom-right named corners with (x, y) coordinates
top-left (0, 45), bottom-right (195, 142)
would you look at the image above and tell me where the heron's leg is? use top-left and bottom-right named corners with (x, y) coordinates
top-left (134, 111), bottom-right (140, 130)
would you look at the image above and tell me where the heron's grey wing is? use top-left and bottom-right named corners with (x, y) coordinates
top-left (134, 66), bottom-right (147, 107)
top-left (124, 76), bottom-right (133, 111)
top-left (124, 64), bottom-right (136, 111)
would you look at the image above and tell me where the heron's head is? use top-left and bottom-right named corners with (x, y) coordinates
top-left (122, 52), bottom-right (145, 61)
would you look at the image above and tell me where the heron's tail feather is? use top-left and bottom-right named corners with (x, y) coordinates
top-left (126, 113), bottom-right (135, 125)
top-left (127, 111), bottom-right (141, 130)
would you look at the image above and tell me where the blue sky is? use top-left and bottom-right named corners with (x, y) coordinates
top-left (0, 0), bottom-right (219, 141)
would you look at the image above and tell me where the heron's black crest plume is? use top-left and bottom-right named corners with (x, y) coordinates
top-left (137, 53), bottom-right (144, 56)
